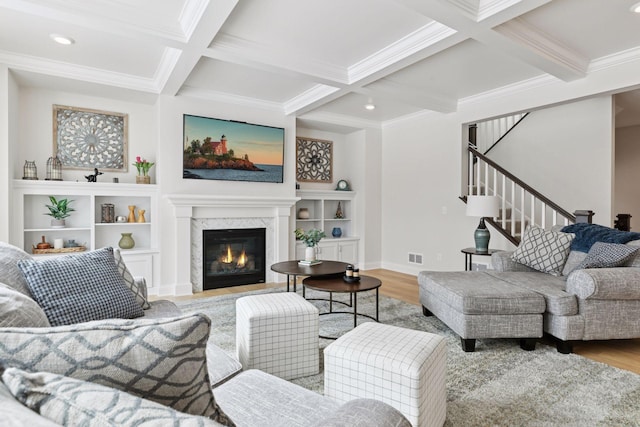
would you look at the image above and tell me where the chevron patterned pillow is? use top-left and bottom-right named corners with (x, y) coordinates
top-left (0, 314), bottom-right (234, 425)
top-left (511, 225), bottom-right (575, 276)
top-left (1, 368), bottom-right (225, 427)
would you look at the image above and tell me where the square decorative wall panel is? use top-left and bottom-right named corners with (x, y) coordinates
top-left (53, 105), bottom-right (128, 171)
top-left (296, 137), bottom-right (332, 183)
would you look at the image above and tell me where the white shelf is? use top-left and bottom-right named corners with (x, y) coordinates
top-left (295, 189), bottom-right (359, 265)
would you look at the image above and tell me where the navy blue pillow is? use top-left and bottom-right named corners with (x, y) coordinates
top-left (560, 223), bottom-right (640, 253)
top-left (17, 247), bottom-right (144, 326)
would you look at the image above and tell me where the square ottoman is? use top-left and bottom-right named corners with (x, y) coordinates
top-left (418, 271), bottom-right (546, 352)
top-left (236, 292), bottom-right (319, 380)
top-left (324, 322), bottom-right (446, 427)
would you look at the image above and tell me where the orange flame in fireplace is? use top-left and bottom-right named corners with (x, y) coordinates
top-left (237, 249), bottom-right (247, 268)
top-left (221, 245), bottom-right (233, 264)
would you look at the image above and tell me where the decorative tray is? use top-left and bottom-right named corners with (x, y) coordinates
top-left (32, 246), bottom-right (86, 255)
top-left (343, 275), bottom-right (361, 283)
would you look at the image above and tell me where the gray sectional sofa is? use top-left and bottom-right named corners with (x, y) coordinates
top-left (0, 242), bottom-right (410, 426)
top-left (419, 226), bottom-right (640, 354)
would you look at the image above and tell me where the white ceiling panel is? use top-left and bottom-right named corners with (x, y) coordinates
top-left (0, 8), bottom-right (163, 76)
top-left (377, 39), bottom-right (543, 100)
top-left (215, 0), bottom-right (431, 66)
top-left (184, 58), bottom-right (317, 102)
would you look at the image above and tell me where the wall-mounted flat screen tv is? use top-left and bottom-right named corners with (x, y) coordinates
top-left (183, 114), bottom-right (284, 183)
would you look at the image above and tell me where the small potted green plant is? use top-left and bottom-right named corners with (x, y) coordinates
top-left (295, 228), bottom-right (326, 261)
top-left (45, 196), bottom-right (74, 228)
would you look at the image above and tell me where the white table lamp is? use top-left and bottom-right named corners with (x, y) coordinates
top-left (466, 195), bottom-right (500, 253)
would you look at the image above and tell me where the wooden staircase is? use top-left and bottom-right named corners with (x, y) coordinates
top-left (464, 145), bottom-right (575, 245)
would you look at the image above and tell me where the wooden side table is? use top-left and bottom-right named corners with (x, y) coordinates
top-left (461, 248), bottom-right (501, 271)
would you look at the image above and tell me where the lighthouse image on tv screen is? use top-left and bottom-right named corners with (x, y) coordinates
top-left (183, 114), bottom-right (284, 183)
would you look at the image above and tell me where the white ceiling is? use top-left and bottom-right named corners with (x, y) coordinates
top-left (2, 0), bottom-right (640, 131)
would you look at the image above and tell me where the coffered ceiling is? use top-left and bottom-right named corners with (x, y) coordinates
top-left (2, 0), bottom-right (640, 130)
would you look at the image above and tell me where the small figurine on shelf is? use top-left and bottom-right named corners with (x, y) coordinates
top-left (335, 202), bottom-right (344, 219)
top-left (85, 168), bottom-right (103, 182)
top-left (137, 209), bottom-right (146, 223)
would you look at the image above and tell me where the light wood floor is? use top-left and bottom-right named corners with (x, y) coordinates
top-left (164, 269), bottom-right (640, 375)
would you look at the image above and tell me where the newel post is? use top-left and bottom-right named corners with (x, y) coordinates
top-left (574, 210), bottom-right (595, 224)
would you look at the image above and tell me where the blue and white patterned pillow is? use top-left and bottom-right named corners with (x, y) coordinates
top-left (575, 242), bottom-right (640, 270)
top-left (114, 248), bottom-right (151, 309)
top-left (1, 368), bottom-right (224, 426)
top-left (17, 247), bottom-right (144, 326)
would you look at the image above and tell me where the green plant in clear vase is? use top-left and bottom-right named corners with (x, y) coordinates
top-left (294, 228), bottom-right (326, 247)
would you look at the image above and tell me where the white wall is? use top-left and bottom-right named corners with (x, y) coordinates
top-left (0, 66), bottom-right (18, 243)
top-left (614, 125), bottom-right (640, 230)
top-left (155, 95), bottom-right (296, 294)
top-left (16, 88), bottom-right (157, 184)
top-left (380, 55), bottom-right (639, 275)
top-left (489, 96), bottom-right (614, 226)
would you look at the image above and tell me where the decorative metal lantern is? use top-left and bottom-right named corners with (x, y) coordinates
top-left (22, 161), bottom-right (38, 180)
top-left (46, 156), bottom-right (63, 181)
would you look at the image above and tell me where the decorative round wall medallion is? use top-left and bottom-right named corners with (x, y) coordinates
top-left (53, 105), bottom-right (128, 171)
top-left (296, 137), bottom-right (333, 183)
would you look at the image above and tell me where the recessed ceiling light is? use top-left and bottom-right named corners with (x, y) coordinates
top-left (49, 33), bottom-right (75, 45)
top-left (365, 103), bottom-right (376, 110)
top-left (630, 2), bottom-right (640, 13)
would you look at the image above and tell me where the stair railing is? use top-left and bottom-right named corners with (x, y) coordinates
top-left (469, 112), bottom-right (529, 155)
top-left (465, 145), bottom-right (576, 245)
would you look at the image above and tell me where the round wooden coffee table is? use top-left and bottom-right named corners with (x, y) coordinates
top-left (270, 260), bottom-right (350, 292)
top-left (302, 275), bottom-right (381, 339)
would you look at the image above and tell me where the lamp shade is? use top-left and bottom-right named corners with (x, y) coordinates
top-left (466, 195), bottom-right (500, 218)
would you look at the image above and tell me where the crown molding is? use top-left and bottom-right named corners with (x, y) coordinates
top-left (589, 45), bottom-right (640, 73)
top-left (477, 0), bottom-right (521, 21)
top-left (283, 85), bottom-right (341, 116)
top-left (458, 74), bottom-right (556, 107)
top-left (179, 0), bottom-right (211, 41)
top-left (154, 47), bottom-right (183, 92)
top-left (178, 85), bottom-right (283, 112)
top-left (348, 22), bottom-right (456, 84)
top-left (0, 50), bottom-right (159, 92)
top-left (495, 18), bottom-right (588, 80)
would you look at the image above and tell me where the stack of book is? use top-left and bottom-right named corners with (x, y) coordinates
top-left (298, 259), bottom-right (323, 266)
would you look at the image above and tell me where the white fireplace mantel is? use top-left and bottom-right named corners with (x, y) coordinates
top-left (165, 194), bottom-right (298, 294)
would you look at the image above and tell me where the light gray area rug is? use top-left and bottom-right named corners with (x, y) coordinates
top-left (176, 287), bottom-right (640, 426)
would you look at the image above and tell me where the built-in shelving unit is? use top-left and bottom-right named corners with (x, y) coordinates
top-left (294, 189), bottom-right (359, 264)
top-left (13, 180), bottom-right (159, 288)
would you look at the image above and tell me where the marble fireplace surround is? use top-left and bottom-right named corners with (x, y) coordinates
top-left (165, 194), bottom-right (298, 294)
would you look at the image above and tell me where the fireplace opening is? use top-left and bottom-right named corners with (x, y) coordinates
top-left (203, 228), bottom-right (266, 289)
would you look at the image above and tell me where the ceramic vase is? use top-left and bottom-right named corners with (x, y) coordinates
top-left (118, 233), bottom-right (135, 249)
top-left (332, 227), bottom-right (342, 238)
top-left (128, 205), bottom-right (136, 223)
top-left (305, 246), bottom-right (316, 262)
top-left (298, 208), bottom-right (310, 219)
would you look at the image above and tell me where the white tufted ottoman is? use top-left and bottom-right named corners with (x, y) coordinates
top-left (236, 292), bottom-right (319, 380)
top-left (324, 322), bottom-right (447, 427)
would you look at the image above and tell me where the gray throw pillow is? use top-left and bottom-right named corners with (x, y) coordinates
top-left (0, 242), bottom-right (34, 297)
top-left (114, 248), bottom-right (151, 309)
top-left (0, 282), bottom-right (50, 328)
top-left (1, 368), bottom-right (224, 427)
top-left (17, 247), bottom-right (144, 326)
top-left (575, 242), bottom-right (640, 270)
top-left (0, 314), bottom-right (234, 425)
top-left (511, 225), bottom-right (575, 276)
